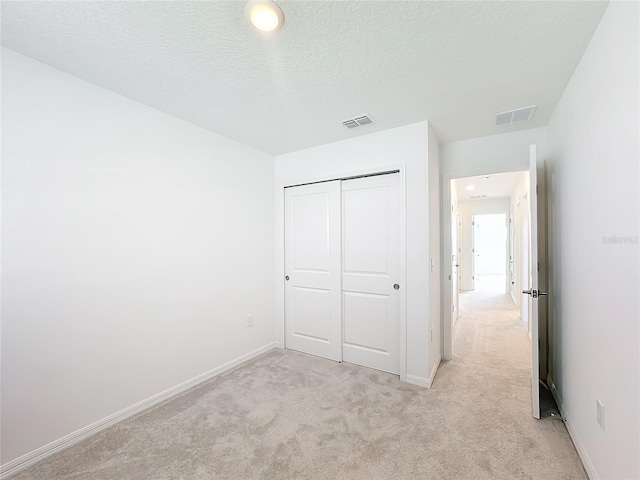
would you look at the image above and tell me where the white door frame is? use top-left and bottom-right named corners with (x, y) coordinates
top-left (442, 167), bottom-right (524, 361)
top-left (277, 164), bottom-right (408, 381)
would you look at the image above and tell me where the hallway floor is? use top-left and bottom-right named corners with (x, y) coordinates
top-left (434, 288), bottom-right (586, 478)
top-left (11, 291), bottom-right (587, 479)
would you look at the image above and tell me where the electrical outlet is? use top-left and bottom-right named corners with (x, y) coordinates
top-left (596, 399), bottom-right (605, 430)
top-left (247, 314), bottom-right (254, 327)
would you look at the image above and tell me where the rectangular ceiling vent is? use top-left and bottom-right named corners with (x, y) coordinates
top-left (494, 105), bottom-right (537, 126)
top-left (342, 114), bottom-right (375, 129)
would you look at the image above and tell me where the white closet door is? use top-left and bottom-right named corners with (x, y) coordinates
top-left (284, 181), bottom-right (342, 361)
top-left (341, 174), bottom-right (401, 374)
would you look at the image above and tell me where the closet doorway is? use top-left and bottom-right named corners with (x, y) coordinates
top-left (284, 172), bottom-right (403, 375)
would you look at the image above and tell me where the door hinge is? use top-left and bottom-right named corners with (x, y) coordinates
top-left (536, 185), bottom-right (538, 194)
top-left (448, 274), bottom-right (451, 280)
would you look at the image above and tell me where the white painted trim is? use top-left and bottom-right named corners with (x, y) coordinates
top-left (547, 375), bottom-right (597, 480)
top-left (0, 343), bottom-right (279, 479)
top-left (276, 163), bottom-right (408, 384)
top-left (398, 167), bottom-right (408, 383)
top-left (406, 358), bottom-right (441, 389)
top-left (427, 357), bottom-right (442, 387)
top-left (405, 374), bottom-right (431, 388)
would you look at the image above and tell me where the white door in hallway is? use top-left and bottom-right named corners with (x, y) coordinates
top-left (524, 144), bottom-right (543, 420)
top-left (451, 213), bottom-right (460, 326)
top-left (284, 181), bottom-right (342, 362)
top-left (341, 174), bottom-right (401, 375)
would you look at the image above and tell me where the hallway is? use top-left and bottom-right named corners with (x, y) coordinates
top-left (433, 289), bottom-right (587, 479)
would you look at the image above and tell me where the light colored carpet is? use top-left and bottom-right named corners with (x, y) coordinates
top-left (12, 291), bottom-right (586, 479)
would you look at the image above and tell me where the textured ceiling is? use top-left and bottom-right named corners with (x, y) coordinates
top-left (1, 1), bottom-right (607, 155)
top-left (454, 171), bottom-right (527, 202)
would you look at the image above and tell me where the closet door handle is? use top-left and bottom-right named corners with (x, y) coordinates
top-left (393, 284), bottom-right (400, 290)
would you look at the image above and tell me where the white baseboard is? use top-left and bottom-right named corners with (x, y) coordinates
top-left (427, 358), bottom-right (442, 387)
top-left (546, 374), bottom-right (598, 480)
top-left (0, 342), bottom-right (279, 479)
top-left (405, 373), bottom-right (430, 388)
top-left (406, 359), bottom-right (442, 389)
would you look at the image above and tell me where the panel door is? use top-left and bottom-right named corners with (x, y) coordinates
top-left (284, 181), bottom-right (342, 361)
top-left (452, 213), bottom-right (460, 326)
top-left (341, 174), bottom-right (401, 374)
top-left (526, 144), bottom-right (542, 419)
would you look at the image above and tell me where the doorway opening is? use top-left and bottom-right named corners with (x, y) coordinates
top-left (442, 145), bottom-right (554, 420)
top-left (471, 213), bottom-right (508, 294)
top-left (445, 168), bottom-right (545, 413)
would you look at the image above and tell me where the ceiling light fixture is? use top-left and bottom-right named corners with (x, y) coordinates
top-left (246, 1), bottom-right (284, 32)
top-left (465, 185), bottom-right (475, 191)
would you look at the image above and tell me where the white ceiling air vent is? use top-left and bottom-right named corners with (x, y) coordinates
top-left (494, 105), bottom-right (537, 126)
top-left (342, 114), bottom-right (375, 129)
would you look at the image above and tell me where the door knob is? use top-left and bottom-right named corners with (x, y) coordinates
top-left (393, 284), bottom-right (400, 290)
top-left (285, 275), bottom-right (290, 281)
top-left (523, 289), bottom-right (547, 298)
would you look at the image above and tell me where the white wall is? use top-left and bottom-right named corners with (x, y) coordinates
top-left (275, 122), bottom-right (436, 383)
top-left (441, 127), bottom-right (547, 176)
top-left (546, 2), bottom-right (639, 479)
top-left (1, 49), bottom-right (276, 464)
top-left (456, 198), bottom-right (511, 291)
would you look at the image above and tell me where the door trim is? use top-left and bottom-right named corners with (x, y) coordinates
top-left (277, 164), bottom-right (407, 382)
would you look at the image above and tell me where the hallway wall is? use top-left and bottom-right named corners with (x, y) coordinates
top-left (509, 173), bottom-right (529, 309)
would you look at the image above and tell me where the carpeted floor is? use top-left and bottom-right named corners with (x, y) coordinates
top-left (12, 291), bottom-right (586, 479)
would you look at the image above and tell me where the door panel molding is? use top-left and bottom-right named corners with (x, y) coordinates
top-left (284, 181), bottom-right (342, 362)
top-left (341, 173), bottom-right (401, 375)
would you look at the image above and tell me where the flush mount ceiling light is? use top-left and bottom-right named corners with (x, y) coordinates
top-left (246, 1), bottom-right (284, 32)
top-left (465, 185), bottom-right (476, 191)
